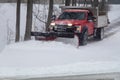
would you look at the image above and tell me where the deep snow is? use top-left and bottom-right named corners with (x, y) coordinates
top-left (0, 31), bottom-right (120, 78)
top-left (0, 4), bottom-right (120, 78)
top-left (0, 3), bottom-right (26, 51)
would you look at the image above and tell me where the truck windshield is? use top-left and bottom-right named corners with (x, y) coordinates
top-left (58, 12), bottom-right (86, 20)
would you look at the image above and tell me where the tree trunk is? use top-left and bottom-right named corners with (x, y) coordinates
top-left (46, 0), bottom-right (53, 31)
top-left (72, 0), bottom-right (76, 6)
top-left (100, 0), bottom-right (106, 11)
top-left (24, 0), bottom-right (33, 41)
top-left (65, 0), bottom-right (71, 6)
top-left (93, 0), bottom-right (99, 7)
top-left (15, 0), bottom-right (21, 42)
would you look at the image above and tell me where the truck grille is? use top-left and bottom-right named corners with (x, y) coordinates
top-left (54, 25), bottom-right (76, 32)
top-left (57, 25), bottom-right (66, 31)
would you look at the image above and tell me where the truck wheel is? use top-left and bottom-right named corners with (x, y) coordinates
top-left (35, 36), bottom-right (39, 40)
top-left (79, 31), bottom-right (88, 46)
top-left (95, 28), bottom-right (104, 40)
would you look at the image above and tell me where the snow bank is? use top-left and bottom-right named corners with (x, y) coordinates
top-left (0, 4), bottom-right (11, 51)
top-left (0, 3), bottom-right (27, 51)
top-left (0, 62), bottom-right (120, 78)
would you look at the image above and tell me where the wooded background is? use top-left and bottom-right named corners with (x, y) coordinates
top-left (0, 0), bottom-right (120, 4)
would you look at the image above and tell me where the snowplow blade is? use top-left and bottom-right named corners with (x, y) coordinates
top-left (31, 32), bottom-right (74, 38)
top-left (31, 32), bottom-right (80, 47)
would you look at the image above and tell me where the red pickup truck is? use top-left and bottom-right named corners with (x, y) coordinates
top-left (48, 8), bottom-right (105, 45)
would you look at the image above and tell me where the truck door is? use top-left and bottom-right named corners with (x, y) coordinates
top-left (86, 12), bottom-right (94, 35)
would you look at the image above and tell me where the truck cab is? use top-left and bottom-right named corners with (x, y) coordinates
top-left (50, 9), bottom-right (95, 36)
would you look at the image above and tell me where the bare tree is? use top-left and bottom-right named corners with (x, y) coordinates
top-left (24, 0), bottom-right (33, 40)
top-left (46, 0), bottom-right (54, 31)
top-left (72, 0), bottom-right (76, 6)
top-left (15, 0), bottom-right (21, 42)
top-left (65, 0), bottom-right (71, 6)
top-left (93, 0), bottom-right (99, 7)
top-left (99, 0), bottom-right (106, 11)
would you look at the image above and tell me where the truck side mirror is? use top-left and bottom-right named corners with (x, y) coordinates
top-left (93, 17), bottom-right (97, 22)
top-left (51, 15), bottom-right (56, 21)
top-left (87, 16), bottom-right (93, 22)
top-left (87, 16), bottom-right (97, 22)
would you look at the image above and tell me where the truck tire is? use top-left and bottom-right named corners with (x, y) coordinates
top-left (35, 36), bottom-right (39, 40)
top-left (95, 28), bottom-right (104, 40)
top-left (79, 31), bottom-right (88, 46)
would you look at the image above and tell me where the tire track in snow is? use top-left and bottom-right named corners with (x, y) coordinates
top-left (104, 17), bottom-right (120, 39)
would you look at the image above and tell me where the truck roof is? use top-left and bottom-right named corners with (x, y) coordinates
top-left (63, 9), bottom-right (89, 12)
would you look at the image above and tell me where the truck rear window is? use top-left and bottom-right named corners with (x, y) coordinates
top-left (58, 12), bottom-right (85, 20)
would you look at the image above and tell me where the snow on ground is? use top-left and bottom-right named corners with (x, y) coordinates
top-left (0, 31), bottom-right (120, 78)
top-left (108, 5), bottom-right (120, 22)
top-left (0, 4), bottom-right (10, 52)
top-left (0, 62), bottom-right (120, 78)
top-left (0, 4), bottom-right (120, 78)
top-left (0, 3), bottom-right (27, 51)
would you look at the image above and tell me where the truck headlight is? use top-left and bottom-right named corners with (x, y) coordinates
top-left (49, 25), bottom-right (57, 30)
top-left (68, 23), bottom-right (72, 26)
top-left (50, 22), bottom-right (55, 26)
